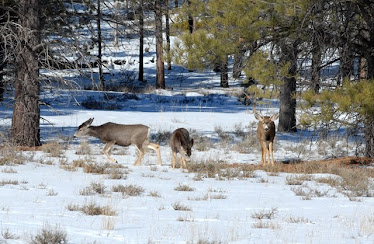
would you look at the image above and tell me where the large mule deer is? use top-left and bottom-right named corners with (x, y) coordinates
top-left (74, 118), bottom-right (162, 166)
top-left (170, 128), bottom-right (194, 169)
top-left (254, 107), bottom-right (279, 165)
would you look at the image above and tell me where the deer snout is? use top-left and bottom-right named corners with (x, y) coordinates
top-left (185, 154), bottom-right (191, 162)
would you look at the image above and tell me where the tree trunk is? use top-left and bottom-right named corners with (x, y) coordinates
top-left (0, 6), bottom-right (6, 102)
top-left (97, 0), bottom-right (104, 90)
top-left (11, 0), bottom-right (41, 147)
top-left (364, 117), bottom-right (374, 158)
top-left (233, 44), bottom-right (246, 79)
top-left (138, 1), bottom-right (144, 82)
top-left (311, 38), bottom-right (321, 93)
top-left (155, 0), bottom-right (165, 88)
top-left (0, 48), bottom-right (4, 102)
top-left (364, 54), bottom-right (374, 157)
top-left (165, 0), bottom-right (171, 70)
top-left (187, 0), bottom-right (193, 34)
top-left (220, 56), bottom-right (229, 88)
top-left (339, 46), bottom-right (354, 84)
top-left (278, 39), bottom-right (298, 133)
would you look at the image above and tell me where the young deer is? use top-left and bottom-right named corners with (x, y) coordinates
top-left (170, 128), bottom-right (194, 169)
top-left (254, 111), bottom-right (279, 165)
top-left (74, 118), bottom-right (162, 166)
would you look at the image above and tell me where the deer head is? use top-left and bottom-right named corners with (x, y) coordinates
top-left (74, 118), bottom-right (94, 138)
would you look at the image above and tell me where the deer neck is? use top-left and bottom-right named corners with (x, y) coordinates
top-left (87, 126), bottom-right (100, 138)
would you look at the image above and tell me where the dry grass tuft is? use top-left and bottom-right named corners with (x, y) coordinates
top-left (251, 208), bottom-right (278, 220)
top-left (187, 160), bottom-right (257, 180)
top-left (0, 145), bottom-right (26, 165)
top-left (174, 183), bottom-right (195, 191)
top-left (112, 184), bottom-right (145, 197)
top-left (75, 140), bottom-right (92, 155)
top-left (31, 224), bottom-right (68, 244)
top-left (40, 140), bottom-right (65, 157)
top-left (172, 202), bottom-right (192, 211)
top-left (1, 228), bottom-right (19, 240)
top-left (80, 182), bottom-right (106, 195)
top-left (0, 179), bottom-right (19, 186)
top-left (67, 202), bottom-right (117, 216)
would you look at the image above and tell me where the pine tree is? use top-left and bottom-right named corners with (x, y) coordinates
top-left (11, 0), bottom-right (41, 146)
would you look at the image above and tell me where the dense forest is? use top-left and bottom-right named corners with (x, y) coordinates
top-left (0, 0), bottom-right (374, 157)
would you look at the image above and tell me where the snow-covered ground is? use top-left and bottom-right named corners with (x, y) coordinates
top-left (0, 20), bottom-right (373, 244)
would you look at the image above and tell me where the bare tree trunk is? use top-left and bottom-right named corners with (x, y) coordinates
top-left (0, 6), bottom-right (6, 101)
top-left (187, 0), bottom-right (193, 34)
top-left (233, 44), bottom-right (246, 79)
top-left (278, 39), bottom-right (299, 133)
top-left (165, 0), bottom-right (171, 70)
top-left (311, 38), bottom-right (321, 93)
top-left (364, 55), bottom-right (374, 157)
top-left (11, 0), bottom-right (41, 147)
top-left (97, 0), bottom-right (104, 90)
top-left (113, 1), bottom-right (120, 48)
top-left (220, 56), bottom-right (229, 88)
top-left (339, 46), bottom-right (354, 84)
top-left (138, 1), bottom-right (144, 82)
top-left (364, 117), bottom-right (374, 158)
top-left (0, 47), bottom-right (4, 102)
top-left (155, 0), bottom-right (165, 88)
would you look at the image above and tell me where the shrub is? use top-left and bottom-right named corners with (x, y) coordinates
top-left (31, 225), bottom-right (68, 244)
top-left (81, 202), bottom-right (117, 216)
top-left (112, 184), bottom-right (145, 197)
top-left (174, 183), bottom-right (195, 192)
top-left (251, 208), bottom-right (278, 220)
top-left (0, 145), bottom-right (25, 165)
top-left (41, 140), bottom-right (65, 157)
top-left (172, 202), bottom-right (192, 211)
top-left (75, 140), bottom-right (91, 155)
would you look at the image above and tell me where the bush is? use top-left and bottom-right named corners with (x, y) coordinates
top-left (31, 225), bottom-right (67, 244)
top-left (112, 184), bottom-right (145, 197)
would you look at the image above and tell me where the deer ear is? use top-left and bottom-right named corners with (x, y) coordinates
top-left (271, 113), bottom-right (279, 121)
top-left (254, 113), bottom-right (263, 121)
top-left (190, 138), bottom-right (194, 147)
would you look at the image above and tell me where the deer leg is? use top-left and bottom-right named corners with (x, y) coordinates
top-left (134, 146), bottom-right (145, 166)
top-left (102, 141), bottom-right (117, 163)
top-left (172, 151), bottom-right (177, 168)
top-left (261, 142), bottom-right (266, 165)
top-left (269, 142), bottom-right (274, 165)
top-left (147, 142), bottom-right (162, 166)
top-left (265, 148), bottom-right (271, 165)
top-left (180, 156), bottom-right (186, 169)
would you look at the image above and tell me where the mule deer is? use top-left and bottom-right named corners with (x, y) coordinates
top-left (170, 128), bottom-right (194, 169)
top-left (254, 108), bottom-right (279, 165)
top-left (74, 118), bottom-right (162, 166)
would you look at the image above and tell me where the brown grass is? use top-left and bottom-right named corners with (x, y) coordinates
top-left (40, 140), bottom-right (65, 157)
top-left (0, 145), bottom-right (26, 165)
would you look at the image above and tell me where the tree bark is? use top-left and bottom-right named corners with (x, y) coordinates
top-left (233, 44), bottom-right (246, 79)
top-left (11, 0), bottom-right (41, 147)
top-left (278, 39), bottom-right (299, 133)
top-left (165, 0), bottom-right (171, 70)
top-left (311, 38), bottom-right (321, 93)
top-left (0, 47), bottom-right (4, 102)
top-left (138, 1), bottom-right (144, 82)
top-left (155, 0), bottom-right (165, 88)
top-left (97, 0), bottom-right (104, 90)
top-left (364, 117), bottom-right (374, 158)
top-left (187, 0), bottom-right (193, 34)
top-left (220, 56), bottom-right (229, 88)
top-left (339, 45), bottom-right (354, 85)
